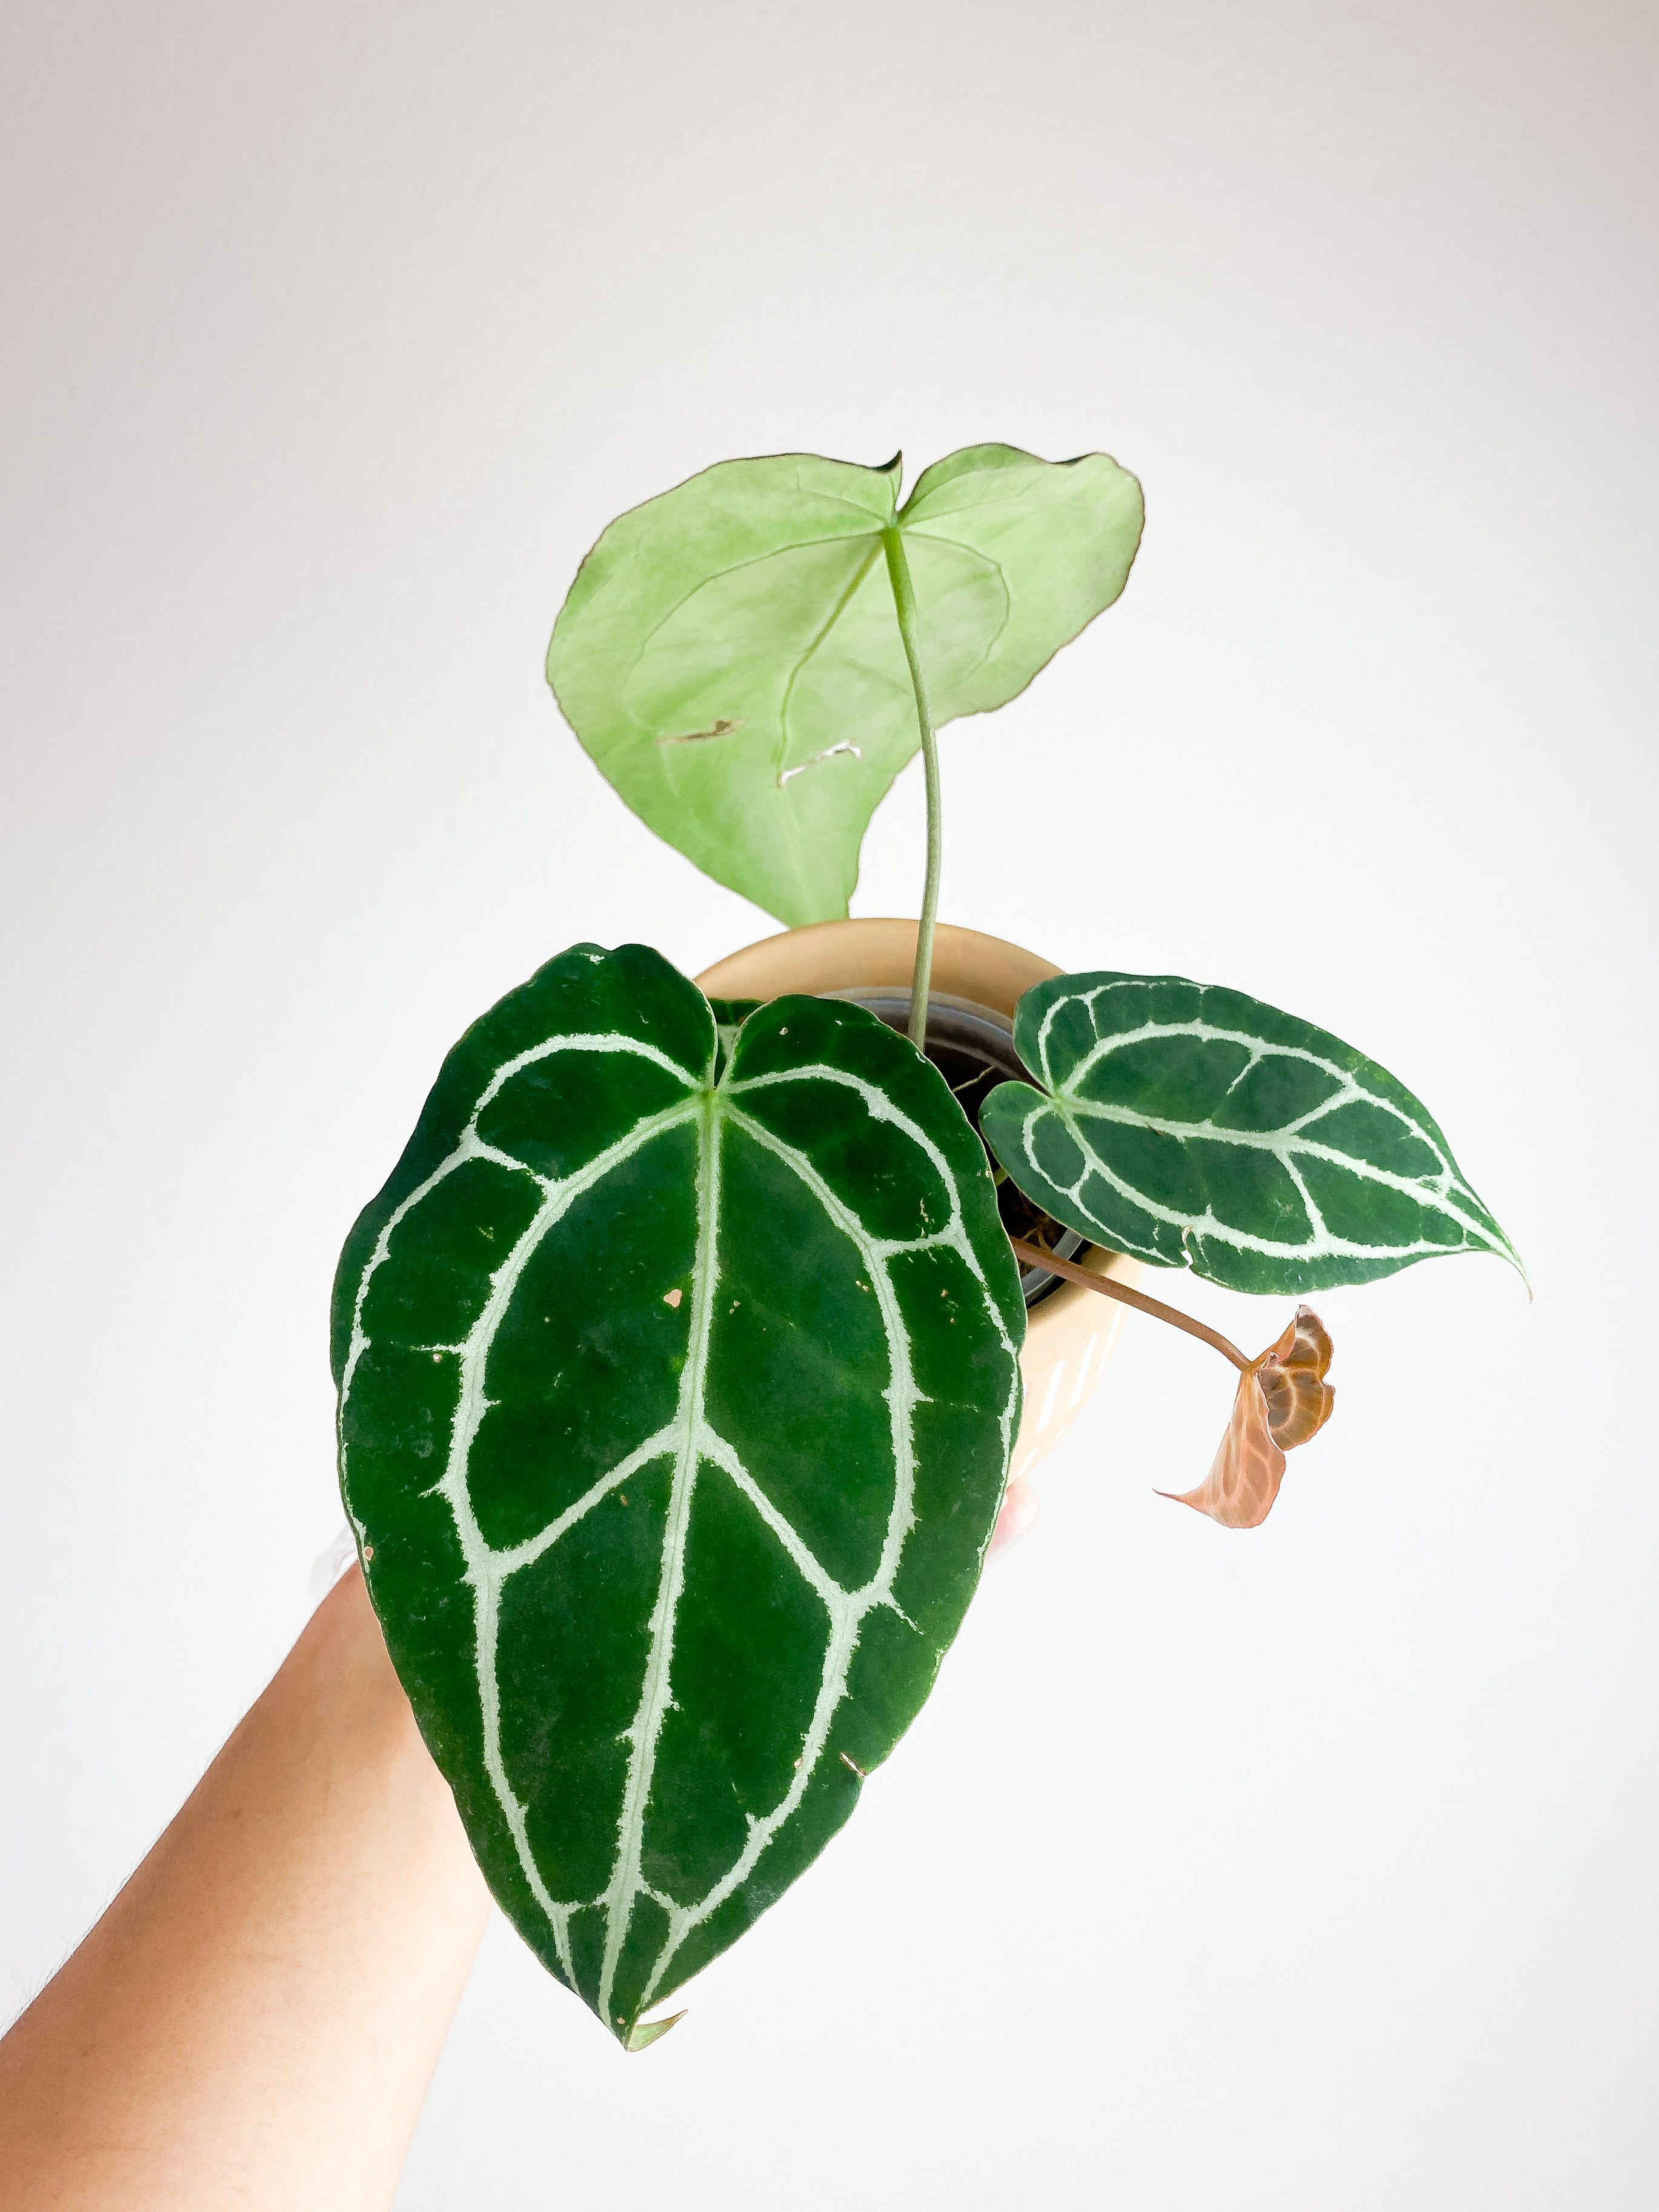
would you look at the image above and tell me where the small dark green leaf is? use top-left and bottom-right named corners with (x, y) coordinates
top-left (333, 945), bottom-right (1023, 2044)
top-left (547, 446), bottom-right (1143, 925)
top-left (980, 971), bottom-right (1522, 1293)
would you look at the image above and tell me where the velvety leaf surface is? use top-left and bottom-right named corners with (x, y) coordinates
top-left (332, 945), bottom-right (1023, 2045)
top-left (546, 446), bottom-right (1143, 925)
top-left (980, 971), bottom-right (1521, 1293)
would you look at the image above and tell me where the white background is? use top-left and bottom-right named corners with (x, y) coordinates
top-left (3, 3), bottom-right (1655, 2204)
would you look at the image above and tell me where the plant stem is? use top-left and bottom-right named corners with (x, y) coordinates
top-left (881, 527), bottom-right (941, 1050)
top-left (1008, 1238), bottom-right (1251, 1370)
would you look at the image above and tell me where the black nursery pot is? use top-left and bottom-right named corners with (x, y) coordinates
top-left (824, 985), bottom-right (1086, 1310)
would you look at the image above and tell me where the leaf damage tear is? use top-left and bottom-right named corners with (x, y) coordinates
top-left (777, 739), bottom-right (864, 788)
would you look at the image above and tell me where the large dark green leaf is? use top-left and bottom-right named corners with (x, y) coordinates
top-left (547, 445), bottom-right (1143, 925)
top-left (333, 945), bottom-right (1023, 2046)
top-left (980, 971), bottom-right (1521, 1294)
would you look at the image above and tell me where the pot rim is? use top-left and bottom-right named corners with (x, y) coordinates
top-left (694, 916), bottom-right (1061, 1022)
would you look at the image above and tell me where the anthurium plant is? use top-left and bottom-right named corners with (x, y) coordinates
top-left (333, 445), bottom-right (1520, 2050)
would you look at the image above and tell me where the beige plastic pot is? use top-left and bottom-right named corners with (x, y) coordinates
top-left (696, 918), bottom-right (1141, 1484)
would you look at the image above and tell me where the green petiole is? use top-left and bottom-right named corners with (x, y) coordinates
top-left (880, 526), bottom-right (942, 1051)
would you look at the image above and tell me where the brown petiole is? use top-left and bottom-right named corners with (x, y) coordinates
top-left (1008, 1238), bottom-right (1251, 1371)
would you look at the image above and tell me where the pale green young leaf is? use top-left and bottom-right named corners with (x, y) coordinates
top-left (546, 446), bottom-right (1143, 925)
top-left (980, 971), bottom-right (1523, 1294)
top-left (332, 945), bottom-right (1023, 2045)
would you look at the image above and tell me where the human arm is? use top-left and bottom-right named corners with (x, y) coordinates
top-left (0, 1568), bottom-right (491, 2212)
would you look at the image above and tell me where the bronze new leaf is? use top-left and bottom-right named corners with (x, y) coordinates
top-left (1161, 1305), bottom-right (1335, 1530)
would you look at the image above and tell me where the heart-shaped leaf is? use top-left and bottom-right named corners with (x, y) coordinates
top-left (332, 944), bottom-right (1023, 2046)
top-left (980, 971), bottom-right (1522, 1293)
top-left (547, 445), bottom-right (1143, 925)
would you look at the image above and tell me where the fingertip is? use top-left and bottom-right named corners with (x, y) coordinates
top-left (989, 1479), bottom-right (1040, 1557)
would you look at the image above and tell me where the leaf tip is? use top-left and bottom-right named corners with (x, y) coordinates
top-left (623, 2009), bottom-right (687, 2054)
top-left (1472, 1220), bottom-right (1531, 1301)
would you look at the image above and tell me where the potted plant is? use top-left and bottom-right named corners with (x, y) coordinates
top-left (333, 444), bottom-right (1520, 2050)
